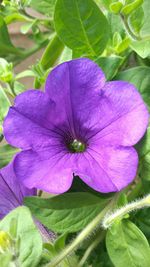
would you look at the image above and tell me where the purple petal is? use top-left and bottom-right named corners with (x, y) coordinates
top-left (14, 150), bottom-right (74, 194)
top-left (75, 146), bottom-right (138, 193)
top-left (0, 160), bottom-right (35, 218)
top-left (3, 90), bottom-right (56, 149)
top-left (88, 81), bottom-right (149, 146)
top-left (45, 58), bottom-right (106, 136)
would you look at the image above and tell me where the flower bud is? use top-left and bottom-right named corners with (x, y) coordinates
top-left (0, 58), bottom-right (13, 83)
top-left (0, 231), bottom-right (11, 253)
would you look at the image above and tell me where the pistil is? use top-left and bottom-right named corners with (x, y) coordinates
top-left (69, 139), bottom-right (86, 153)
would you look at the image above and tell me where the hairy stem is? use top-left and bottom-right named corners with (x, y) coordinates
top-left (102, 194), bottom-right (150, 229)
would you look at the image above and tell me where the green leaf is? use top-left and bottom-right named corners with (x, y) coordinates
top-left (0, 5), bottom-right (31, 25)
top-left (13, 81), bottom-right (26, 95)
top-left (0, 144), bottom-right (19, 168)
top-left (139, 158), bottom-right (150, 181)
top-left (109, 13), bottom-right (124, 38)
top-left (0, 131), bottom-right (3, 142)
top-left (58, 46), bottom-right (72, 64)
top-left (20, 21), bottom-right (37, 34)
top-left (116, 192), bottom-right (128, 208)
top-left (0, 16), bottom-right (21, 57)
top-left (40, 34), bottom-right (64, 70)
top-left (140, 160), bottom-right (150, 188)
top-left (106, 220), bottom-right (150, 267)
top-left (96, 56), bottom-right (124, 80)
top-left (15, 70), bottom-right (36, 80)
top-left (38, 233), bottom-right (78, 266)
top-left (117, 37), bottom-right (130, 53)
top-left (140, 0), bottom-right (150, 37)
top-left (30, 0), bottom-right (56, 17)
top-left (113, 32), bottom-right (122, 47)
top-left (130, 39), bottom-right (150, 59)
top-left (88, 244), bottom-right (114, 267)
top-left (115, 66), bottom-right (150, 110)
top-left (136, 127), bottom-right (150, 183)
top-left (0, 253), bottom-right (12, 267)
top-left (0, 86), bottom-right (10, 128)
top-left (54, 0), bottom-right (110, 57)
top-left (134, 208), bottom-right (150, 238)
top-left (34, 34), bottom-right (64, 88)
top-left (54, 233), bottom-right (68, 252)
top-left (136, 126), bottom-right (150, 158)
top-left (128, 6), bottom-right (144, 35)
top-left (0, 207), bottom-right (43, 267)
top-left (24, 192), bottom-right (109, 233)
top-left (126, 0), bottom-right (150, 57)
top-left (96, 0), bottom-right (112, 9)
top-left (0, 232), bottom-right (12, 265)
top-left (4, 12), bottom-right (30, 24)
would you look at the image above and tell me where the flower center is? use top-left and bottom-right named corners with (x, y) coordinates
top-left (69, 139), bottom-right (86, 153)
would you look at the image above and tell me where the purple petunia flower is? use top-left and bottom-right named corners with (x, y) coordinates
top-left (0, 160), bottom-right (35, 218)
top-left (3, 59), bottom-right (149, 194)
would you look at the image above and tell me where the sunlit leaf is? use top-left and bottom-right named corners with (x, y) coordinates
top-left (54, 0), bottom-right (110, 57)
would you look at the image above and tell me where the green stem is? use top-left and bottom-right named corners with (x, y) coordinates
top-left (47, 196), bottom-right (118, 267)
top-left (79, 231), bottom-right (105, 267)
top-left (120, 14), bottom-right (141, 41)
